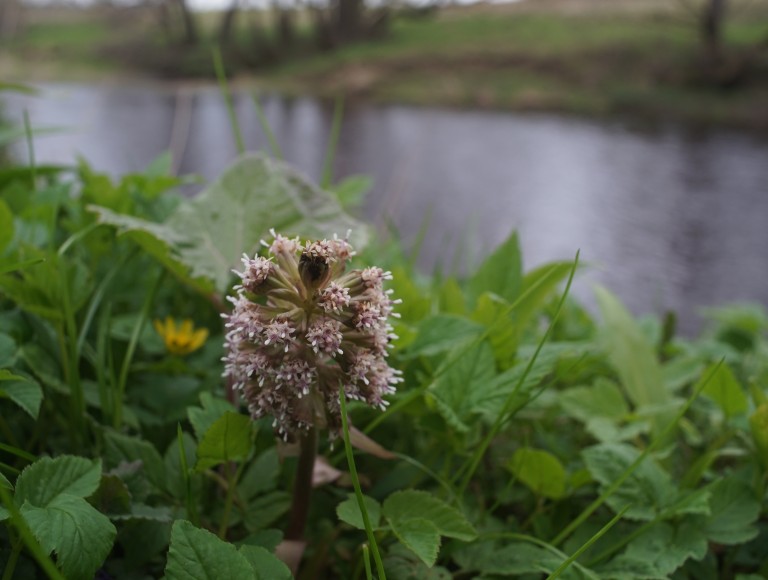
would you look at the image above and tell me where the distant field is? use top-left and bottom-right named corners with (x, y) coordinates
top-left (1, 0), bottom-right (768, 127)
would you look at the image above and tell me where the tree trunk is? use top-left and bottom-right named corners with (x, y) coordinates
top-left (335, 0), bottom-right (362, 43)
top-left (218, 0), bottom-right (240, 46)
top-left (171, 0), bottom-right (199, 46)
top-left (701, 0), bottom-right (727, 64)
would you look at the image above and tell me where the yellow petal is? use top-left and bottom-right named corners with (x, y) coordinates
top-left (188, 328), bottom-right (209, 353)
top-left (180, 319), bottom-right (194, 336)
top-left (153, 319), bottom-right (165, 336)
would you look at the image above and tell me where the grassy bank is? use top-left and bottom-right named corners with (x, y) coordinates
top-left (2, 0), bottom-right (768, 128)
top-left (260, 1), bottom-right (768, 128)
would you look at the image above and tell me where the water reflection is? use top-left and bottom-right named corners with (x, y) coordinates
top-left (4, 83), bottom-right (768, 335)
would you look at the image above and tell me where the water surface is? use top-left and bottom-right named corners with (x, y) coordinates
top-left (5, 82), bottom-right (768, 335)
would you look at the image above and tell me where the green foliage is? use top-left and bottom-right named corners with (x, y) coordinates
top-left (12, 456), bottom-right (116, 579)
top-left (195, 411), bottom-right (254, 471)
top-left (0, 139), bottom-right (766, 579)
top-left (91, 153), bottom-right (369, 292)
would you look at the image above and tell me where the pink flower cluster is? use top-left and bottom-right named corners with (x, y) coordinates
top-left (222, 230), bottom-right (403, 440)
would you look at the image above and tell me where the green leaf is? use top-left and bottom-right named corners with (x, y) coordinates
top-left (92, 153), bottom-right (368, 292)
top-left (595, 286), bottom-right (670, 435)
top-left (238, 545), bottom-right (292, 580)
top-left (0, 471), bottom-right (12, 490)
top-left (331, 174), bottom-right (372, 208)
top-left (389, 517), bottom-right (441, 568)
top-left (165, 520), bottom-right (254, 579)
top-left (559, 379), bottom-right (629, 423)
top-left (699, 363), bottom-right (748, 418)
top-left (244, 491), bottom-right (291, 531)
top-left (187, 392), bottom-right (236, 441)
top-left (0, 198), bottom-right (13, 252)
top-left (383, 544), bottom-right (452, 580)
top-left (239, 448), bottom-right (279, 500)
top-left (104, 431), bottom-right (167, 491)
top-left (0, 378), bottom-right (43, 419)
top-left (21, 495), bottom-right (116, 580)
top-left (454, 541), bottom-right (589, 578)
top-left (703, 478), bottom-right (760, 545)
top-left (509, 448), bottom-right (567, 499)
top-left (582, 443), bottom-right (676, 521)
top-left (406, 315), bottom-right (483, 358)
top-left (196, 411), bottom-right (253, 471)
top-left (337, 494), bottom-right (382, 530)
top-left (599, 520), bottom-right (707, 579)
top-left (383, 490), bottom-right (476, 541)
top-left (0, 334), bottom-right (16, 366)
top-left (467, 231), bottom-right (522, 304)
top-left (429, 340), bottom-right (496, 432)
top-left (14, 456), bottom-right (102, 507)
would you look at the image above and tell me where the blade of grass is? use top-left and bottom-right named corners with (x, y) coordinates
top-left (546, 505), bottom-right (630, 580)
top-left (0, 258), bottom-right (44, 276)
top-left (212, 46), bottom-right (245, 155)
top-left (251, 94), bottom-right (283, 159)
top-left (321, 98), bottom-right (344, 189)
top-left (362, 544), bottom-right (373, 580)
top-left (23, 110), bottom-right (36, 187)
top-left (549, 359), bottom-right (725, 548)
top-left (114, 268), bottom-right (165, 427)
top-left (177, 423), bottom-right (199, 526)
top-left (0, 486), bottom-right (66, 580)
top-left (0, 443), bottom-right (36, 463)
top-left (456, 251), bottom-right (580, 497)
top-left (340, 391), bottom-right (386, 580)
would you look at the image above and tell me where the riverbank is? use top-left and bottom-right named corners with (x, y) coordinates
top-left (1, 0), bottom-right (768, 129)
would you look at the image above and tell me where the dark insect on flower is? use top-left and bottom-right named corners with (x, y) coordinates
top-left (222, 230), bottom-right (403, 441)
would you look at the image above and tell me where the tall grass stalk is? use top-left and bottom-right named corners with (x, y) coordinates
top-left (456, 251), bottom-right (580, 497)
top-left (549, 359), bottom-right (724, 547)
top-left (114, 268), bottom-right (164, 427)
top-left (546, 505), bottom-right (630, 580)
top-left (340, 392), bottom-right (387, 580)
top-left (251, 95), bottom-right (284, 159)
top-left (321, 98), bottom-right (344, 189)
top-left (0, 487), bottom-right (66, 580)
top-left (212, 46), bottom-right (245, 155)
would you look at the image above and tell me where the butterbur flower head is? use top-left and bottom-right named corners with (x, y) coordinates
top-left (222, 230), bottom-right (402, 440)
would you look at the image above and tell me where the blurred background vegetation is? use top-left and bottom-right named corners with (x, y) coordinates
top-left (1, 0), bottom-right (768, 126)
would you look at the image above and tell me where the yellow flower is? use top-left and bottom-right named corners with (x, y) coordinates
top-left (153, 317), bottom-right (208, 356)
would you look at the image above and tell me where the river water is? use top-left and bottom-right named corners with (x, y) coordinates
top-left (4, 82), bottom-right (768, 335)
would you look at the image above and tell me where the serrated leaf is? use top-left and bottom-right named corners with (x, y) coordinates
top-left (453, 540), bottom-right (591, 578)
top-left (104, 431), bottom-right (167, 491)
top-left (704, 478), bottom-right (760, 544)
top-left (187, 393), bottom-right (235, 441)
top-left (559, 379), bottom-right (629, 423)
top-left (238, 545), bottom-right (292, 580)
top-left (15, 456), bottom-right (102, 507)
top-left (389, 517), bottom-right (441, 567)
top-left (509, 448), bottom-right (567, 499)
top-left (90, 474), bottom-right (132, 516)
top-left (599, 520), bottom-right (707, 579)
top-left (429, 340), bottom-right (496, 431)
top-left (384, 544), bottom-right (452, 580)
top-left (406, 315), bottom-right (484, 358)
top-left (165, 520), bottom-right (253, 579)
top-left (21, 494), bottom-right (116, 580)
top-left (92, 153), bottom-right (368, 292)
top-left (337, 494), bottom-right (382, 530)
top-left (239, 448), bottom-right (279, 500)
top-left (239, 529), bottom-right (283, 551)
top-left (582, 443), bottom-right (676, 521)
top-left (196, 411), bottom-right (253, 471)
top-left (383, 490), bottom-right (476, 541)
top-left (699, 362), bottom-right (748, 418)
top-left (467, 231), bottom-right (522, 304)
top-left (244, 491), bottom-right (291, 531)
top-left (0, 378), bottom-right (43, 419)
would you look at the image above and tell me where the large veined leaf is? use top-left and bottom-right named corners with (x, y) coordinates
top-left (165, 520), bottom-right (253, 579)
top-left (383, 490), bottom-right (477, 541)
top-left (13, 456), bottom-right (116, 579)
top-left (90, 153), bottom-right (369, 292)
